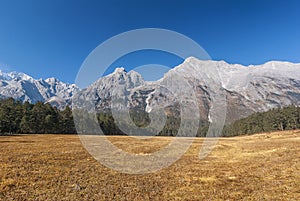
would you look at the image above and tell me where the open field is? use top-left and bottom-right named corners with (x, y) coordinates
top-left (0, 131), bottom-right (300, 200)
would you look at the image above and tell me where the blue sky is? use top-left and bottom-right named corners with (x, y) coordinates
top-left (0, 0), bottom-right (299, 83)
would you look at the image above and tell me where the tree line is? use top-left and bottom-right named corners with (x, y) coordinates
top-left (0, 98), bottom-right (208, 136)
top-left (94, 105), bottom-right (300, 137)
top-left (0, 97), bottom-right (299, 136)
top-left (73, 109), bottom-right (183, 136)
top-left (222, 105), bottom-right (300, 136)
top-left (0, 98), bottom-right (76, 134)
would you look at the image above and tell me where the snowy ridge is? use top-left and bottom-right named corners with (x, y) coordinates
top-left (76, 57), bottom-right (300, 123)
top-left (1, 58), bottom-right (300, 121)
top-left (0, 70), bottom-right (79, 108)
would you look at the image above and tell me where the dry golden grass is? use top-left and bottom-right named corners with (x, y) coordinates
top-left (0, 130), bottom-right (299, 200)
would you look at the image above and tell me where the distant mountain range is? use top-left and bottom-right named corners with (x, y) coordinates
top-left (1, 57), bottom-right (300, 123)
top-left (0, 70), bottom-right (79, 108)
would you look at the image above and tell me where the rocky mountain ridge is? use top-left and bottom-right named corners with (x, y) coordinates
top-left (1, 57), bottom-right (300, 123)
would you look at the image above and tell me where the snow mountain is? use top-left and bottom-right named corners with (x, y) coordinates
top-left (74, 57), bottom-right (300, 123)
top-left (1, 58), bottom-right (300, 123)
top-left (0, 70), bottom-right (79, 108)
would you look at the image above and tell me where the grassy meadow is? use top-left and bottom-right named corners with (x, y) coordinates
top-left (0, 130), bottom-right (299, 200)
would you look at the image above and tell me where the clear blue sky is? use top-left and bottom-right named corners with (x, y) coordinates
top-left (0, 0), bottom-right (299, 83)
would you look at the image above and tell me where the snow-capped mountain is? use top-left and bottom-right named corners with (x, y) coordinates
top-left (170, 57), bottom-right (300, 122)
top-left (1, 58), bottom-right (300, 122)
top-left (73, 67), bottom-right (146, 111)
top-left (74, 57), bottom-right (300, 123)
top-left (0, 70), bottom-right (79, 108)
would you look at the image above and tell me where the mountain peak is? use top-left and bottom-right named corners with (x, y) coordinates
top-left (6, 71), bottom-right (33, 81)
top-left (113, 67), bottom-right (126, 74)
top-left (184, 56), bottom-right (198, 62)
top-left (45, 77), bottom-right (59, 84)
top-left (183, 57), bottom-right (229, 66)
